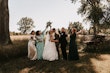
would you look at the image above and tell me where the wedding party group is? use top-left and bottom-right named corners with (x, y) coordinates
top-left (28, 26), bottom-right (79, 61)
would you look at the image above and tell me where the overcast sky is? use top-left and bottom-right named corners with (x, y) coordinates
top-left (9, 0), bottom-right (90, 32)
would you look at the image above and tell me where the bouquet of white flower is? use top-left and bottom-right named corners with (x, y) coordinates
top-left (46, 21), bottom-right (52, 29)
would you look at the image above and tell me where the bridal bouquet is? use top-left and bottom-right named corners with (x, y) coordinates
top-left (46, 21), bottom-right (52, 28)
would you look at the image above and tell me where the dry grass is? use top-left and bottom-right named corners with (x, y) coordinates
top-left (0, 35), bottom-right (110, 73)
top-left (10, 35), bottom-right (29, 41)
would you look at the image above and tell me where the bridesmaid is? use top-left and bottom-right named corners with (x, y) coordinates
top-left (36, 29), bottom-right (46, 60)
top-left (28, 31), bottom-right (37, 60)
top-left (68, 28), bottom-right (79, 61)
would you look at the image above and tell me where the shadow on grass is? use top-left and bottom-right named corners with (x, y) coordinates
top-left (0, 37), bottom-right (109, 73)
top-left (0, 40), bottom-right (28, 62)
top-left (0, 52), bottom-right (106, 73)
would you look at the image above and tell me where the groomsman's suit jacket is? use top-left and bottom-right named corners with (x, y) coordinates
top-left (59, 32), bottom-right (67, 45)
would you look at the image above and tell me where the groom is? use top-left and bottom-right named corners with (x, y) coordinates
top-left (52, 28), bottom-right (60, 59)
top-left (59, 27), bottom-right (68, 60)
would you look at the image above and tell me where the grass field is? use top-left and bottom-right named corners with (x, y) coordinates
top-left (0, 35), bottom-right (110, 73)
top-left (0, 53), bottom-right (110, 73)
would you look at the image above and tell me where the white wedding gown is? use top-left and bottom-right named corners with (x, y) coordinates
top-left (43, 33), bottom-right (58, 61)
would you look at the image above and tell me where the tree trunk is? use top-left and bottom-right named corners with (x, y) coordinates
top-left (93, 24), bottom-right (97, 36)
top-left (0, 0), bottom-right (12, 45)
top-left (88, 29), bottom-right (91, 35)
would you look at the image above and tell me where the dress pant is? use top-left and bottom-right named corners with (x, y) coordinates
top-left (56, 45), bottom-right (60, 59)
top-left (61, 44), bottom-right (67, 60)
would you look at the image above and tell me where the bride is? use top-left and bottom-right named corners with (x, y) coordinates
top-left (43, 30), bottom-right (58, 61)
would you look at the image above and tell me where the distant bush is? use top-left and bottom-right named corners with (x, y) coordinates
top-left (84, 40), bottom-right (110, 53)
top-left (10, 32), bottom-right (24, 35)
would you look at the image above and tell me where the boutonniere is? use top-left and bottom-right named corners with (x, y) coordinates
top-left (61, 33), bottom-right (63, 35)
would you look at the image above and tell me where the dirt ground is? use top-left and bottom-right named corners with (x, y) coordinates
top-left (0, 53), bottom-right (110, 73)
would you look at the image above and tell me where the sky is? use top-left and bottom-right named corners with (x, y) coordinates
top-left (9, 0), bottom-right (90, 32)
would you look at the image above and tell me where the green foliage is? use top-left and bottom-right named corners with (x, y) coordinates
top-left (102, 7), bottom-right (110, 26)
top-left (73, 22), bottom-right (83, 31)
top-left (68, 22), bottom-right (83, 34)
top-left (83, 35), bottom-right (110, 53)
top-left (78, 0), bottom-right (104, 24)
top-left (87, 6), bottom-right (103, 23)
top-left (95, 7), bottom-right (110, 32)
top-left (71, 0), bottom-right (77, 3)
top-left (84, 40), bottom-right (110, 53)
top-left (17, 17), bottom-right (35, 34)
top-left (71, 0), bottom-right (110, 35)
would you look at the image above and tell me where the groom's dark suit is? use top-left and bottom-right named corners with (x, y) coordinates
top-left (54, 33), bottom-right (60, 59)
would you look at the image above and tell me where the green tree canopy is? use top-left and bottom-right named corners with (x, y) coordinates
top-left (68, 22), bottom-right (83, 34)
top-left (71, 0), bottom-right (110, 35)
top-left (17, 17), bottom-right (35, 34)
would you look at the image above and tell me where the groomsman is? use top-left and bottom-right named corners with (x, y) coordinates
top-left (59, 27), bottom-right (68, 60)
top-left (52, 28), bottom-right (60, 59)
